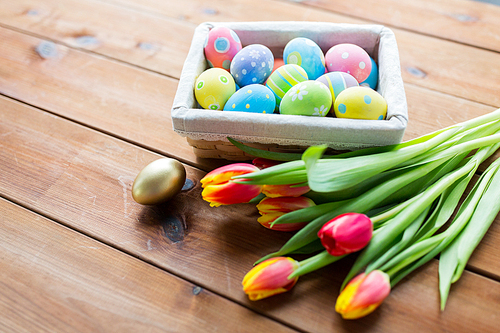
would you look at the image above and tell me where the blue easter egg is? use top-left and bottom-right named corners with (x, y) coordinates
top-left (223, 84), bottom-right (276, 114)
top-left (360, 57), bottom-right (378, 89)
top-left (230, 44), bottom-right (274, 87)
top-left (283, 38), bottom-right (325, 80)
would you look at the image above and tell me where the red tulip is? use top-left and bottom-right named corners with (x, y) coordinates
top-left (201, 163), bottom-right (262, 207)
top-left (256, 196), bottom-right (316, 231)
top-left (336, 270), bottom-right (391, 319)
top-left (242, 257), bottom-right (299, 301)
top-left (318, 213), bottom-right (373, 256)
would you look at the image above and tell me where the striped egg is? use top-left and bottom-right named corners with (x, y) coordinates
top-left (266, 64), bottom-right (308, 109)
top-left (316, 71), bottom-right (358, 110)
top-left (334, 86), bottom-right (387, 120)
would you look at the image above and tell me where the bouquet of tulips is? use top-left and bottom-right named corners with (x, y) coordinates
top-left (200, 108), bottom-right (500, 319)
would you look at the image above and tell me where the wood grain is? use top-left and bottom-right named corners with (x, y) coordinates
top-left (1, 19), bottom-right (499, 168)
top-left (0, 198), bottom-right (297, 333)
top-left (0, 0), bottom-right (195, 77)
top-left (298, 0), bottom-right (500, 52)
top-left (98, 0), bottom-right (500, 107)
top-left (3, 0), bottom-right (500, 108)
top-left (1, 95), bottom-right (499, 332)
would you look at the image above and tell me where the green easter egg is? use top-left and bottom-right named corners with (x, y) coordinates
top-left (279, 80), bottom-right (332, 117)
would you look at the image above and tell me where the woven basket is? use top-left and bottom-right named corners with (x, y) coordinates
top-left (186, 137), bottom-right (306, 160)
top-left (172, 22), bottom-right (408, 160)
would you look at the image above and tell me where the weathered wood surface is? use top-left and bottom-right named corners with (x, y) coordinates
top-left (1, 0), bottom-right (500, 331)
top-left (0, 198), bottom-right (297, 333)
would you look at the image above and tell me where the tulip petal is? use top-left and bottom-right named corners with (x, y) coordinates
top-left (242, 257), bottom-right (299, 301)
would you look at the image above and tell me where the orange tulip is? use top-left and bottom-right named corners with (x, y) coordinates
top-left (335, 270), bottom-right (391, 319)
top-left (242, 257), bottom-right (299, 301)
top-left (201, 163), bottom-right (262, 207)
top-left (256, 196), bottom-right (315, 231)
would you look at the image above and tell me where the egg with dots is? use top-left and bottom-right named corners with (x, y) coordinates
top-left (283, 38), bottom-right (326, 80)
top-left (316, 71), bottom-right (358, 111)
top-left (334, 86), bottom-right (387, 120)
top-left (204, 27), bottom-right (242, 71)
top-left (266, 64), bottom-right (308, 110)
top-left (230, 44), bottom-right (274, 87)
top-left (325, 43), bottom-right (372, 83)
top-left (223, 84), bottom-right (276, 114)
top-left (195, 68), bottom-right (236, 110)
top-left (360, 57), bottom-right (378, 89)
top-left (280, 80), bottom-right (332, 117)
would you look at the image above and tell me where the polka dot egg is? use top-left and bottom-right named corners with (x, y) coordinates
top-left (280, 80), bottom-right (332, 117)
top-left (325, 43), bottom-right (372, 83)
top-left (334, 86), bottom-right (387, 120)
top-left (195, 68), bottom-right (236, 110)
top-left (204, 27), bottom-right (242, 71)
top-left (283, 38), bottom-right (325, 80)
top-left (266, 64), bottom-right (308, 109)
top-left (316, 71), bottom-right (358, 110)
top-left (223, 84), bottom-right (276, 114)
top-left (230, 44), bottom-right (274, 87)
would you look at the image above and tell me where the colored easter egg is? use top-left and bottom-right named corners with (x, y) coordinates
top-left (204, 27), bottom-right (242, 71)
top-left (230, 44), bottom-right (274, 87)
top-left (194, 68), bottom-right (236, 110)
top-left (266, 64), bottom-right (308, 109)
top-left (360, 57), bottom-right (378, 89)
top-left (316, 71), bottom-right (358, 109)
top-left (325, 43), bottom-right (372, 83)
top-left (280, 80), bottom-right (332, 117)
top-left (283, 38), bottom-right (326, 80)
top-left (334, 86), bottom-right (387, 120)
top-left (223, 84), bottom-right (276, 114)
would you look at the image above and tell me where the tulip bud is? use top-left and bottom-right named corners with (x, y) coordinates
top-left (335, 270), bottom-right (391, 319)
top-left (242, 257), bottom-right (299, 301)
top-left (256, 196), bottom-right (315, 231)
top-left (200, 163), bottom-right (262, 207)
top-left (318, 213), bottom-right (372, 256)
top-left (261, 183), bottom-right (311, 198)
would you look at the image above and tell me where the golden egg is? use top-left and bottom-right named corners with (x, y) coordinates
top-left (132, 158), bottom-right (187, 205)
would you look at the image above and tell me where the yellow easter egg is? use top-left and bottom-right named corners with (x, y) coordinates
top-left (334, 86), bottom-right (387, 120)
top-left (195, 68), bottom-right (236, 110)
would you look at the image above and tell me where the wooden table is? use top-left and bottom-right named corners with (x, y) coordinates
top-left (1, 0), bottom-right (499, 332)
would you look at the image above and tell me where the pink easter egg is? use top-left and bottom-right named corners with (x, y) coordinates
top-left (325, 43), bottom-right (372, 83)
top-left (204, 27), bottom-right (242, 71)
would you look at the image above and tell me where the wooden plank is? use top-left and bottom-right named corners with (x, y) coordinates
top-left (0, 26), bottom-right (227, 172)
top-left (2, 0), bottom-right (500, 108)
top-left (0, 0), bottom-right (195, 77)
top-left (294, 0), bottom-right (500, 52)
top-left (97, 0), bottom-right (500, 107)
top-left (0, 20), bottom-right (498, 163)
top-left (0, 198), bottom-right (297, 333)
top-left (1, 95), bottom-right (499, 331)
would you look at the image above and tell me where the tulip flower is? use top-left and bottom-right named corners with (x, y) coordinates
top-left (262, 184), bottom-right (311, 198)
top-left (318, 213), bottom-right (373, 256)
top-left (252, 157), bottom-right (282, 170)
top-left (257, 196), bottom-right (316, 231)
top-left (335, 270), bottom-right (391, 319)
top-left (242, 257), bottom-right (299, 301)
top-left (201, 163), bottom-right (262, 207)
